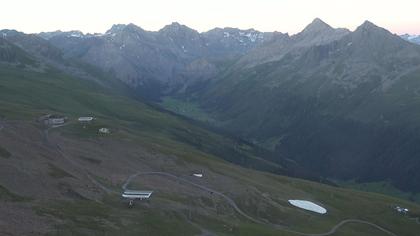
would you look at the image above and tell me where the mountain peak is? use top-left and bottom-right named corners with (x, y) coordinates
top-left (168, 22), bottom-right (182, 27)
top-left (160, 22), bottom-right (197, 34)
top-left (107, 24), bottom-right (126, 33)
top-left (106, 23), bottom-right (144, 35)
top-left (312, 18), bottom-right (326, 24)
top-left (358, 20), bottom-right (379, 30)
top-left (301, 18), bottom-right (333, 34)
top-left (354, 20), bottom-right (390, 36)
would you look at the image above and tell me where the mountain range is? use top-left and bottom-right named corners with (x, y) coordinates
top-left (3, 19), bottom-right (420, 195)
top-left (33, 23), bottom-right (273, 99)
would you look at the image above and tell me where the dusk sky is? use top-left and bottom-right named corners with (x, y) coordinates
top-left (1, 0), bottom-right (419, 35)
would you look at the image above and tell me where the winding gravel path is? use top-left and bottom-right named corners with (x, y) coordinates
top-left (123, 171), bottom-right (263, 224)
top-left (42, 123), bottom-right (401, 236)
top-left (123, 171), bottom-right (399, 236)
top-left (299, 219), bottom-right (397, 236)
top-left (41, 122), bottom-right (401, 236)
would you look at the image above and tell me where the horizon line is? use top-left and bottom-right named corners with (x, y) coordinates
top-left (2, 18), bottom-right (419, 36)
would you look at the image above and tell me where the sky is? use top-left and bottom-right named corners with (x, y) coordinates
top-left (1, 0), bottom-right (419, 35)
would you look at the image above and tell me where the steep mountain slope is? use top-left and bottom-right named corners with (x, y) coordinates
top-left (39, 23), bottom-right (272, 99)
top-left (1, 29), bottom-right (126, 88)
top-left (1, 34), bottom-right (419, 236)
top-left (0, 37), bottom-right (36, 65)
top-left (177, 20), bottom-right (420, 195)
top-left (233, 18), bottom-right (350, 68)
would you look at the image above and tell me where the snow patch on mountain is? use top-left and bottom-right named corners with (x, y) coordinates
top-left (400, 34), bottom-right (420, 45)
top-left (221, 30), bottom-right (264, 44)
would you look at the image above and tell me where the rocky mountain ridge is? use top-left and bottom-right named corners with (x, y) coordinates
top-left (36, 23), bottom-right (273, 98)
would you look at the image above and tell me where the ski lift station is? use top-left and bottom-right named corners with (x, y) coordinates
top-left (122, 190), bottom-right (153, 207)
top-left (122, 190), bottom-right (153, 200)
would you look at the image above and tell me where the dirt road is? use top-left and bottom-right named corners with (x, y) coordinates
top-left (123, 171), bottom-right (399, 236)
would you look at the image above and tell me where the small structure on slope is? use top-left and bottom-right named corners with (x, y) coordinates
top-left (122, 190), bottom-right (153, 207)
top-left (78, 116), bottom-right (94, 123)
top-left (98, 128), bottom-right (110, 134)
top-left (39, 114), bottom-right (67, 126)
top-left (394, 206), bottom-right (409, 214)
top-left (192, 173), bottom-right (203, 178)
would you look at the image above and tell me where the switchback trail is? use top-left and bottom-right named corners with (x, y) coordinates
top-left (123, 171), bottom-right (399, 236)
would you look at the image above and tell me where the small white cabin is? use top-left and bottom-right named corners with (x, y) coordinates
top-left (40, 114), bottom-right (67, 126)
top-left (99, 128), bottom-right (110, 134)
top-left (395, 206), bottom-right (409, 214)
top-left (48, 118), bottom-right (66, 125)
top-left (78, 117), bottom-right (94, 122)
top-left (193, 173), bottom-right (203, 178)
top-left (122, 190), bottom-right (153, 200)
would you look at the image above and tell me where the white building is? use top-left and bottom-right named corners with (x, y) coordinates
top-left (99, 128), bottom-right (110, 134)
top-left (395, 206), bottom-right (409, 214)
top-left (40, 114), bottom-right (67, 126)
top-left (48, 118), bottom-right (66, 125)
top-left (78, 117), bottom-right (94, 122)
top-left (122, 190), bottom-right (153, 200)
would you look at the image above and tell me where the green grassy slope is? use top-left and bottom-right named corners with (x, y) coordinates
top-left (0, 63), bottom-right (281, 173)
top-left (0, 60), bottom-right (419, 235)
top-left (30, 161), bottom-right (420, 236)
